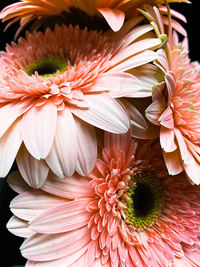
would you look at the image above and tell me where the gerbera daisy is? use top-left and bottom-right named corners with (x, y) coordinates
top-left (0, 0), bottom-right (190, 36)
top-left (144, 5), bottom-right (200, 184)
top-left (0, 19), bottom-right (161, 186)
top-left (7, 128), bottom-right (200, 267)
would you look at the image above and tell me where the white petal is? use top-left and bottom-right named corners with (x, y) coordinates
top-left (7, 216), bottom-right (34, 238)
top-left (71, 93), bottom-right (129, 134)
top-left (75, 118), bottom-right (97, 176)
top-left (46, 107), bottom-right (77, 178)
top-left (16, 144), bottom-right (49, 188)
top-left (0, 118), bottom-right (22, 177)
top-left (21, 103), bottom-right (57, 159)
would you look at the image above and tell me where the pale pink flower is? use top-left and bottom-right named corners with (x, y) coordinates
top-left (0, 0), bottom-right (190, 35)
top-left (0, 20), bottom-right (161, 186)
top-left (144, 5), bottom-right (200, 184)
top-left (7, 129), bottom-right (200, 267)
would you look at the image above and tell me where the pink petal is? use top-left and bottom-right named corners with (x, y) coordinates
top-left (174, 128), bottom-right (190, 165)
top-left (7, 216), bottom-right (34, 238)
top-left (26, 247), bottom-right (88, 267)
top-left (159, 106), bottom-right (174, 129)
top-left (21, 103), bottom-right (57, 160)
top-left (7, 170), bottom-right (31, 193)
top-left (110, 38), bottom-right (161, 67)
top-left (71, 93), bottom-right (129, 134)
top-left (145, 97), bottom-right (166, 126)
top-left (30, 199), bottom-right (90, 234)
top-left (41, 172), bottom-right (93, 199)
top-left (184, 153), bottom-right (200, 185)
top-left (46, 107), bottom-right (77, 178)
top-left (97, 8), bottom-right (125, 32)
top-left (110, 50), bottom-right (158, 72)
top-left (21, 227), bottom-right (91, 261)
top-left (160, 126), bottom-right (177, 153)
top-left (75, 118), bottom-right (97, 176)
top-left (10, 190), bottom-right (66, 221)
top-left (91, 72), bottom-right (143, 98)
top-left (16, 144), bottom-right (49, 188)
top-left (0, 99), bottom-right (33, 138)
top-left (163, 149), bottom-right (183, 176)
top-left (0, 118), bottom-right (22, 177)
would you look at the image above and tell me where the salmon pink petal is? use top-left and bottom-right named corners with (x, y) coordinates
top-left (30, 199), bottom-right (91, 234)
top-left (7, 216), bottom-right (34, 238)
top-left (0, 118), bottom-right (22, 177)
top-left (91, 72), bottom-right (143, 98)
top-left (16, 144), bottom-right (49, 188)
top-left (110, 50), bottom-right (158, 72)
top-left (21, 103), bottom-right (57, 160)
top-left (184, 154), bottom-right (200, 185)
top-left (75, 118), bottom-right (97, 176)
top-left (26, 247), bottom-right (88, 267)
top-left (174, 128), bottom-right (190, 165)
top-left (10, 190), bottom-right (66, 221)
top-left (159, 106), bottom-right (174, 129)
top-left (46, 107), bottom-right (77, 178)
top-left (71, 93), bottom-right (129, 134)
top-left (97, 8), bottom-right (125, 32)
top-left (21, 227), bottom-right (90, 261)
top-left (41, 172), bottom-right (93, 199)
top-left (145, 97), bottom-right (166, 125)
top-left (163, 150), bottom-right (183, 176)
top-left (0, 99), bottom-right (33, 138)
top-left (160, 126), bottom-right (177, 153)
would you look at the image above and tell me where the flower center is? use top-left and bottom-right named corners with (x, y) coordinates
top-left (25, 57), bottom-right (67, 77)
top-left (124, 173), bottom-right (163, 231)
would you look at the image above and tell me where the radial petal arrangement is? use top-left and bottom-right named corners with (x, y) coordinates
top-left (7, 129), bottom-right (200, 267)
top-left (0, 18), bottom-right (162, 184)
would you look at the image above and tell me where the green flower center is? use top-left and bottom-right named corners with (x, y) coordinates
top-left (124, 173), bottom-right (163, 231)
top-left (25, 57), bottom-right (67, 77)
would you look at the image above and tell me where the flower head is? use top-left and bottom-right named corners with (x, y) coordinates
top-left (0, 0), bottom-right (190, 36)
top-left (7, 129), bottom-right (200, 267)
top-left (145, 9), bottom-right (200, 184)
top-left (0, 20), bottom-right (161, 186)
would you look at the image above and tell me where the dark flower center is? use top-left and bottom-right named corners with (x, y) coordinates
top-left (124, 173), bottom-right (163, 230)
top-left (25, 58), bottom-right (67, 77)
top-left (132, 183), bottom-right (154, 217)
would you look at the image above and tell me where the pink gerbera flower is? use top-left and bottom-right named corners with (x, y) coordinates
top-left (0, 0), bottom-right (190, 35)
top-left (0, 20), bottom-right (161, 187)
top-left (145, 5), bottom-right (200, 184)
top-left (7, 129), bottom-right (200, 267)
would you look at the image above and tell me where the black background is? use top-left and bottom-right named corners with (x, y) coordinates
top-left (0, 1), bottom-right (199, 267)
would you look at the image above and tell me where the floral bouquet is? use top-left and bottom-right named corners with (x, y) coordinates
top-left (0, 0), bottom-right (199, 266)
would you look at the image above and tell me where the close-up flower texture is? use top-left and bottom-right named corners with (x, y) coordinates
top-left (0, 0), bottom-right (199, 266)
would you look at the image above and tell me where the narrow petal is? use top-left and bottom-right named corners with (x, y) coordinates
top-left (75, 118), bottom-right (97, 176)
top-left (97, 8), bottom-right (125, 32)
top-left (21, 227), bottom-right (91, 261)
top-left (30, 199), bottom-right (91, 233)
top-left (163, 149), bottom-right (183, 176)
top-left (10, 190), bottom-right (66, 221)
top-left (21, 103), bottom-right (57, 160)
top-left (91, 72), bottom-right (143, 98)
top-left (110, 50), bottom-right (158, 72)
top-left (71, 93), bottom-right (129, 134)
top-left (184, 153), bottom-right (200, 185)
top-left (0, 118), bottom-right (22, 177)
top-left (46, 107), bottom-right (77, 178)
top-left (7, 216), bottom-right (34, 238)
top-left (0, 99), bottom-right (33, 138)
top-left (160, 126), bottom-right (177, 152)
top-left (26, 247), bottom-right (88, 267)
top-left (16, 144), bottom-right (49, 188)
top-left (110, 38), bottom-right (161, 67)
top-left (145, 97), bottom-right (166, 125)
top-left (41, 172), bottom-right (93, 199)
